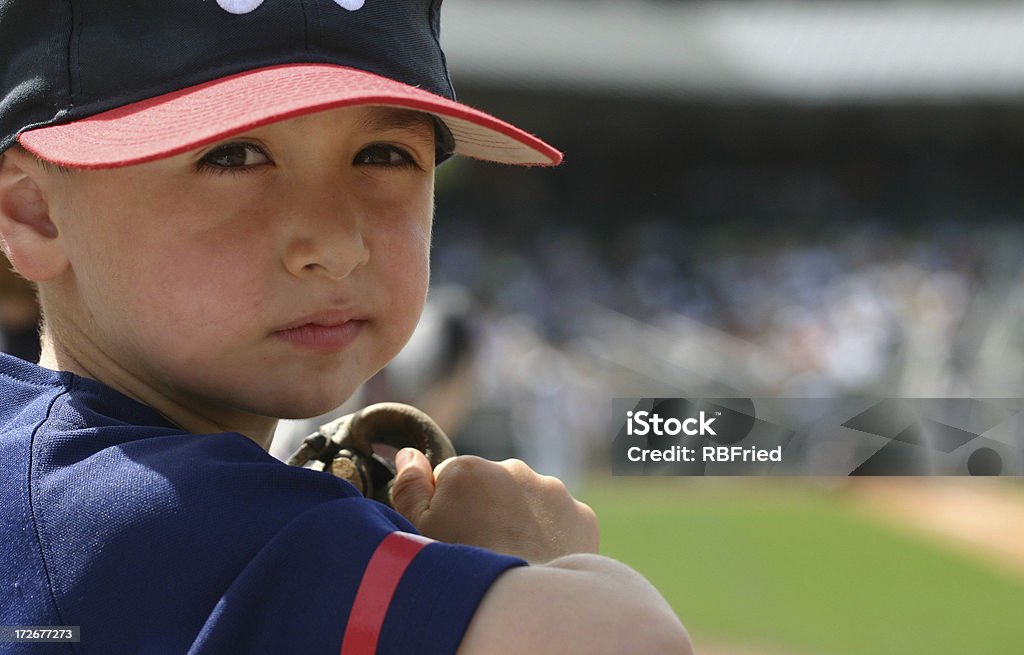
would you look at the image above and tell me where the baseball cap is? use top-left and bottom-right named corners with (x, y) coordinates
top-left (0, 0), bottom-right (562, 169)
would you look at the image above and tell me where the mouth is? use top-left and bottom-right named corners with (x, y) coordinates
top-left (273, 311), bottom-right (367, 353)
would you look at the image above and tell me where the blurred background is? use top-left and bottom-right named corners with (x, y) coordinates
top-left (427, 1), bottom-right (1024, 652)
top-left (5, 1), bottom-right (1024, 652)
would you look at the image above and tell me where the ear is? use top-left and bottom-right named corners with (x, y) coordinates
top-left (0, 147), bottom-right (68, 281)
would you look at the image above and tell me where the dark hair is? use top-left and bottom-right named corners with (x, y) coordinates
top-left (433, 117), bottom-right (455, 165)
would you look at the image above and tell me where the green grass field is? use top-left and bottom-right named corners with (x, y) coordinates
top-left (580, 478), bottom-right (1024, 655)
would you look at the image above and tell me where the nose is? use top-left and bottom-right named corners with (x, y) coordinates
top-left (282, 186), bottom-right (370, 281)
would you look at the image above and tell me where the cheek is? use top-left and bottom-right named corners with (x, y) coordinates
top-left (371, 215), bottom-right (432, 338)
top-left (66, 191), bottom-right (274, 353)
top-left (138, 241), bottom-right (277, 358)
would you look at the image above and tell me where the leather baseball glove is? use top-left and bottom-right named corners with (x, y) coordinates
top-left (286, 402), bottom-right (456, 507)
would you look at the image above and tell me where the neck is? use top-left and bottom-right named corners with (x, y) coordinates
top-left (38, 331), bottom-right (278, 450)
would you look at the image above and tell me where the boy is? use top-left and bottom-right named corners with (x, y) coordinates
top-left (0, 1), bottom-right (692, 653)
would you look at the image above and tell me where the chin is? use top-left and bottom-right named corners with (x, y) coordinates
top-left (259, 385), bottom-right (361, 421)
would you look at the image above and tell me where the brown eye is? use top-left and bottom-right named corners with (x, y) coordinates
top-left (200, 143), bottom-right (271, 169)
top-left (355, 144), bottom-right (416, 167)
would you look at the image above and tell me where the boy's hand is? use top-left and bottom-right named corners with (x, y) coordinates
top-left (390, 449), bottom-right (599, 563)
top-left (392, 453), bottom-right (693, 653)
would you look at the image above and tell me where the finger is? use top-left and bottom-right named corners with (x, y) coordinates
top-left (390, 447), bottom-right (435, 524)
top-left (431, 452), bottom-right (467, 479)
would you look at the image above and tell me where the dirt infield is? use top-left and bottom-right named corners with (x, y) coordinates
top-left (846, 478), bottom-right (1024, 577)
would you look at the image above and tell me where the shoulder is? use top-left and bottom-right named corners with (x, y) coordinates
top-left (18, 389), bottom-right (523, 653)
top-left (1, 357), bottom-right (531, 654)
top-left (0, 353), bottom-right (70, 428)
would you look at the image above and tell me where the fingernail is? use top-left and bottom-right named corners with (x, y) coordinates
top-left (395, 448), bottom-right (414, 469)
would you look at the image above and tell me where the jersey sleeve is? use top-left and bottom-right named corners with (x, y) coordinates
top-left (186, 497), bottom-right (526, 655)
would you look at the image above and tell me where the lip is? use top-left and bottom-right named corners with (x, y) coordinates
top-left (272, 310), bottom-right (366, 353)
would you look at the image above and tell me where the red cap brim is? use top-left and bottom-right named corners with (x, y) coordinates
top-left (17, 64), bottom-right (562, 169)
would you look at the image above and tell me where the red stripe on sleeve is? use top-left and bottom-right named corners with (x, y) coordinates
top-left (340, 531), bottom-right (433, 655)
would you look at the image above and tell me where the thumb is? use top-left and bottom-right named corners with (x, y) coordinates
top-left (390, 447), bottom-right (435, 524)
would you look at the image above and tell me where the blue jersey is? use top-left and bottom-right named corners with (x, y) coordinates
top-left (0, 353), bottom-right (524, 654)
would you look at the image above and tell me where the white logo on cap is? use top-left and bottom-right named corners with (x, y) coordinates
top-left (216, 0), bottom-right (365, 15)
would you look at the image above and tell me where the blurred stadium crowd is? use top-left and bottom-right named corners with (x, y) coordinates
top-left (415, 213), bottom-right (1024, 481)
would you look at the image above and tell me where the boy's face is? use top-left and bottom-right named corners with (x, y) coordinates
top-left (36, 105), bottom-right (437, 437)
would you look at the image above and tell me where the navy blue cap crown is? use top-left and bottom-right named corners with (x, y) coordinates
top-left (0, 0), bottom-right (453, 154)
